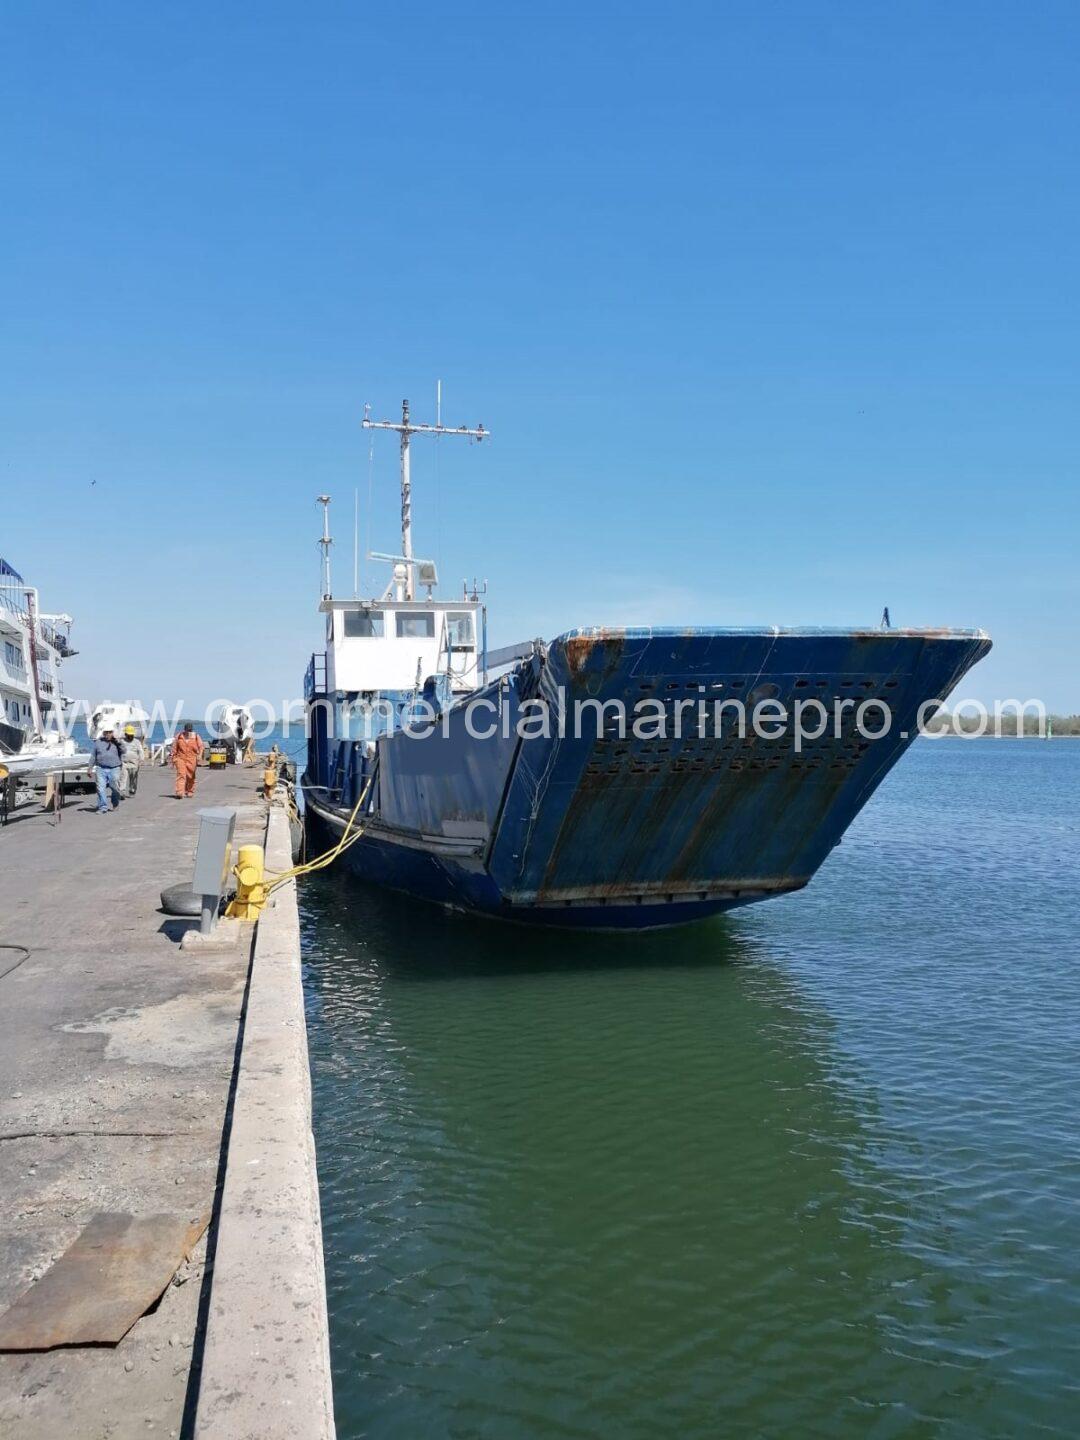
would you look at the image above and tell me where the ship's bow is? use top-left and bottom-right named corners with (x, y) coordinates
top-left (485, 626), bottom-right (990, 925)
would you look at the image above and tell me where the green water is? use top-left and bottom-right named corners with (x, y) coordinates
top-left (300, 741), bottom-right (1080, 1438)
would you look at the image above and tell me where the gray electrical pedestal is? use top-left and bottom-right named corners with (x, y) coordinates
top-left (192, 807), bottom-right (237, 935)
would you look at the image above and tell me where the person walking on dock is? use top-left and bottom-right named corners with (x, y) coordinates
top-left (120, 723), bottom-right (145, 796)
top-left (171, 723), bottom-right (204, 799)
top-left (90, 726), bottom-right (126, 814)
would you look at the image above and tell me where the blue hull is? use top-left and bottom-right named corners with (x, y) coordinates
top-left (302, 626), bottom-right (990, 931)
top-left (302, 802), bottom-right (750, 929)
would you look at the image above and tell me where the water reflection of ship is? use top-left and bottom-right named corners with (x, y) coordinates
top-left (301, 875), bottom-right (919, 1436)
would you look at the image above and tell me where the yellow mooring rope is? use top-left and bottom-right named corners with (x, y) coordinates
top-left (265, 773), bottom-right (375, 893)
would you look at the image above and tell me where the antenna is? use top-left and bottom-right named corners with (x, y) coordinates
top-left (317, 495), bottom-right (333, 599)
top-left (369, 550), bottom-right (439, 598)
top-left (353, 488), bottom-right (359, 598)
top-left (362, 397), bottom-right (488, 600)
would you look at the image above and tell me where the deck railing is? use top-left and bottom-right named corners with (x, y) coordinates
top-left (305, 651), bottom-right (327, 700)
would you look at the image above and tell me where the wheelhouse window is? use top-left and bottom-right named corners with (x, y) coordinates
top-left (396, 612), bottom-right (435, 639)
top-left (447, 612), bottom-right (475, 648)
top-left (343, 610), bottom-right (385, 638)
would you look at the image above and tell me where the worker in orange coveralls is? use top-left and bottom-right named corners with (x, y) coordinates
top-left (171, 722), bottom-right (204, 798)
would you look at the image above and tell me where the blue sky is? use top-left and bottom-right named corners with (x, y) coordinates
top-left (2, 1), bottom-right (1077, 712)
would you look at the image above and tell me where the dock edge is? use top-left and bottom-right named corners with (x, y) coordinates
top-left (194, 806), bottom-right (336, 1439)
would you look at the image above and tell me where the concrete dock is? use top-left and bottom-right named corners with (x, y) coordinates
top-left (0, 762), bottom-right (334, 1439)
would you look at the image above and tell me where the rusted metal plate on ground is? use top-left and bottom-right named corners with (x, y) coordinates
top-left (0, 1210), bottom-right (209, 1350)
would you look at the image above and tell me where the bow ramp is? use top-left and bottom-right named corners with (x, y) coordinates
top-left (486, 626), bottom-right (990, 915)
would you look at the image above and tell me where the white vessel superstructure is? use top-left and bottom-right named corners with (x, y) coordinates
top-left (0, 557), bottom-right (75, 753)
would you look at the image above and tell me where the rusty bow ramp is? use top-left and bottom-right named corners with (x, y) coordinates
top-left (485, 626), bottom-right (991, 922)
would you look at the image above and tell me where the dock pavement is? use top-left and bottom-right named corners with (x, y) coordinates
top-left (0, 761), bottom-right (334, 1439)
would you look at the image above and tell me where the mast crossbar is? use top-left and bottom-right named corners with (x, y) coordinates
top-left (362, 398), bottom-right (489, 600)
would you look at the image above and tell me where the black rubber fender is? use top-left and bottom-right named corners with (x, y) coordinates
top-left (160, 881), bottom-right (235, 916)
top-left (160, 884), bottom-right (202, 917)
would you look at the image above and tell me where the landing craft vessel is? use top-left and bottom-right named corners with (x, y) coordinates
top-left (302, 401), bottom-right (990, 929)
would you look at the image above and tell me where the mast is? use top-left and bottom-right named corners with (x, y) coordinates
top-left (317, 495), bottom-right (333, 599)
top-left (23, 588), bottom-right (45, 738)
top-left (362, 398), bottom-right (487, 601)
top-left (400, 400), bottom-right (412, 592)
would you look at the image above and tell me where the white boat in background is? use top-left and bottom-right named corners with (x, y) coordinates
top-left (0, 556), bottom-right (76, 756)
top-left (210, 704), bottom-right (254, 746)
top-left (88, 702), bottom-right (151, 739)
top-left (1, 740), bottom-right (91, 778)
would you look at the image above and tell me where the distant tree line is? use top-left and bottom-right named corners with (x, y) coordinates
top-left (923, 712), bottom-right (1080, 737)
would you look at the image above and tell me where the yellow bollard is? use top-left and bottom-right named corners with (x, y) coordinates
top-left (225, 843), bottom-right (267, 920)
top-left (262, 762), bottom-right (278, 799)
